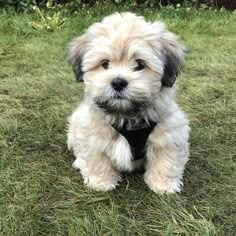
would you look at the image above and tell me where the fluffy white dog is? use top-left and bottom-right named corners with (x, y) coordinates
top-left (67, 12), bottom-right (190, 194)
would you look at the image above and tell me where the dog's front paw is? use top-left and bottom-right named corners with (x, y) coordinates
top-left (144, 174), bottom-right (183, 194)
top-left (83, 175), bottom-right (121, 192)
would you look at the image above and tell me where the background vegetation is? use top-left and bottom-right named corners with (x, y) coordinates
top-left (0, 1), bottom-right (236, 236)
top-left (0, 0), bottom-right (236, 12)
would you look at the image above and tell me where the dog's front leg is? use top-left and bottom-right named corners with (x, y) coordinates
top-left (68, 105), bottom-right (121, 191)
top-left (73, 152), bottom-right (121, 191)
top-left (144, 124), bottom-right (189, 194)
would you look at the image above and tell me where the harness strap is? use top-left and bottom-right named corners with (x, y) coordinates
top-left (111, 120), bottom-right (157, 161)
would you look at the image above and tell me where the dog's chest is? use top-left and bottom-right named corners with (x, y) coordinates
top-left (112, 120), bottom-right (157, 160)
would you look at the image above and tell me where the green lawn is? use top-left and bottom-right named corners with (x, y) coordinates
top-left (0, 5), bottom-right (236, 236)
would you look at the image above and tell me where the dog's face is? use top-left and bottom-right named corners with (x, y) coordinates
top-left (68, 13), bottom-right (185, 116)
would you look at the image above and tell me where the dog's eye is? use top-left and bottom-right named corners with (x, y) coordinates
top-left (134, 59), bottom-right (145, 71)
top-left (101, 60), bottom-right (109, 69)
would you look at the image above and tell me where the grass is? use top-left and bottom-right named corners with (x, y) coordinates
top-left (0, 5), bottom-right (236, 236)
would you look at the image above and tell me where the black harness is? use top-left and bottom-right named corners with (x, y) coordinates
top-left (112, 120), bottom-right (158, 161)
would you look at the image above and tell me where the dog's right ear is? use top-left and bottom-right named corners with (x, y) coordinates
top-left (68, 35), bottom-right (88, 82)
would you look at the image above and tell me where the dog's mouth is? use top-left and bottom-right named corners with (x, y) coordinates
top-left (94, 97), bottom-right (151, 116)
top-left (113, 93), bottom-right (126, 100)
top-left (110, 89), bottom-right (128, 100)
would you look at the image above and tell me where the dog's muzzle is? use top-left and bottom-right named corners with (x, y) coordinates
top-left (111, 77), bottom-right (128, 92)
top-left (94, 79), bottom-right (152, 115)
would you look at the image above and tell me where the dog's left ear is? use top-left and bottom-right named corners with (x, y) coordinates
top-left (151, 22), bottom-right (186, 87)
top-left (68, 35), bottom-right (88, 82)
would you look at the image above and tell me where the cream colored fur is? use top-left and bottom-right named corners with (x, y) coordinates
top-left (67, 12), bottom-right (190, 194)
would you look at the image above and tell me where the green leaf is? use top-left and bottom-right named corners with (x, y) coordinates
top-left (46, 0), bottom-right (53, 8)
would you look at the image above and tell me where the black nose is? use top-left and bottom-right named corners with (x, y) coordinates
top-left (111, 78), bottom-right (128, 91)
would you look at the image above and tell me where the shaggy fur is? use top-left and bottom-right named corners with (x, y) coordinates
top-left (67, 12), bottom-right (190, 194)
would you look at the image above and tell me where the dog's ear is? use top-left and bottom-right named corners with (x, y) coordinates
top-left (68, 35), bottom-right (88, 82)
top-left (161, 31), bottom-right (186, 87)
top-left (151, 22), bottom-right (186, 87)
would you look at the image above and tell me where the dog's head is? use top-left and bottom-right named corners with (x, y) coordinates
top-left (68, 12), bottom-right (186, 116)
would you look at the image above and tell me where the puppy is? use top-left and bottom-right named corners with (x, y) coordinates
top-left (67, 12), bottom-right (190, 194)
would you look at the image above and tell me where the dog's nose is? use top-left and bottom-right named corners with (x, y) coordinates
top-left (111, 78), bottom-right (128, 91)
